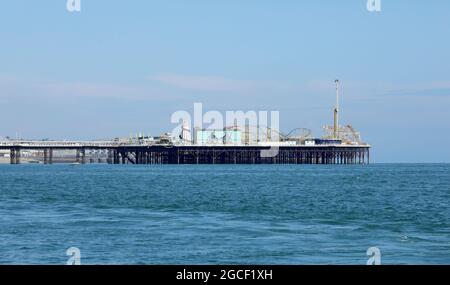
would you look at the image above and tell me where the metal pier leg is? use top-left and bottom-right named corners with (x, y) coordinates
top-left (48, 148), bottom-right (53, 164)
top-left (10, 149), bottom-right (15, 164)
top-left (107, 150), bottom-right (112, 164)
top-left (80, 148), bottom-right (86, 164)
top-left (44, 149), bottom-right (48, 164)
top-left (112, 150), bottom-right (117, 164)
top-left (10, 148), bottom-right (20, 164)
top-left (121, 151), bottom-right (126, 164)
top-left (15, 149), bottom-right (20, 164)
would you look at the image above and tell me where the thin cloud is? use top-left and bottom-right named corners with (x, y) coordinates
top-left (389, 88), bottom-right (450, 97)
top-left (0, 77), bottom-right (174, 101)
top-left (304, 79), bottom-right (450, 98)
top-left (149, 73), bottom-right (272, 93)
top-left (40, 82), bottom-right (148, 100)
top-left (386, 82), bottom-right (450, 97)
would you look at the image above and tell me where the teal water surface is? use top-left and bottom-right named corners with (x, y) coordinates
top-left (0, 164), bottom-right (449, 264)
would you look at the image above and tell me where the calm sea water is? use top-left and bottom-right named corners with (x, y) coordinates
top-left (0, 164), bottom-right (449, 264)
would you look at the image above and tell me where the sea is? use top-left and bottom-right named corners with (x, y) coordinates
top-left (0, 164), bottom-right (449, 264)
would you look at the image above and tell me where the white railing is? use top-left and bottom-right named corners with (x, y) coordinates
top-left (0, 140), bottom-right (370, 148)
top-left (0, 140), bottom-right (122, 147)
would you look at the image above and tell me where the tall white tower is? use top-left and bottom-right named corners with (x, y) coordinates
top-left (334, 79), bottom-right (340, 139)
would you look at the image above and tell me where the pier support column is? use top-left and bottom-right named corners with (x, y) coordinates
top-left (47, 148), bottom-right (53, 164)
top-left (136, 150), bottom-right (141, 164)
top-left (115, 150), bottom-right (120, 164)
top-left (43, 148), bottom-right (53, 164)
top-left (107, 150), bottom-right (113, 164)
top-left (120, 151), bottom-right (125, 164)
top-left (10, 149), bottom-right (15, 164)
top-left (10, 148), bottom-right (21, 164)
top-left (76, 149), bottom-right (86, 164)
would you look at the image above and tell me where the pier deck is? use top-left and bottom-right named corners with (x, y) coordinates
top-left (0, 142), bottom-right (370, 165)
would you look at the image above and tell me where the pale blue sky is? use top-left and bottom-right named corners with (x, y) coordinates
top-left (1, 0), bottom-right (450, 162)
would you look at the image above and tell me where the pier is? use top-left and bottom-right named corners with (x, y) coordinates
top-left (0, 141), bottom-right (370, 165)
top-left (0, 79), bottom-right (372, 165)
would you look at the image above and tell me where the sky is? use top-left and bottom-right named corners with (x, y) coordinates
top-left (1, 0), bottom-right (450, 163)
